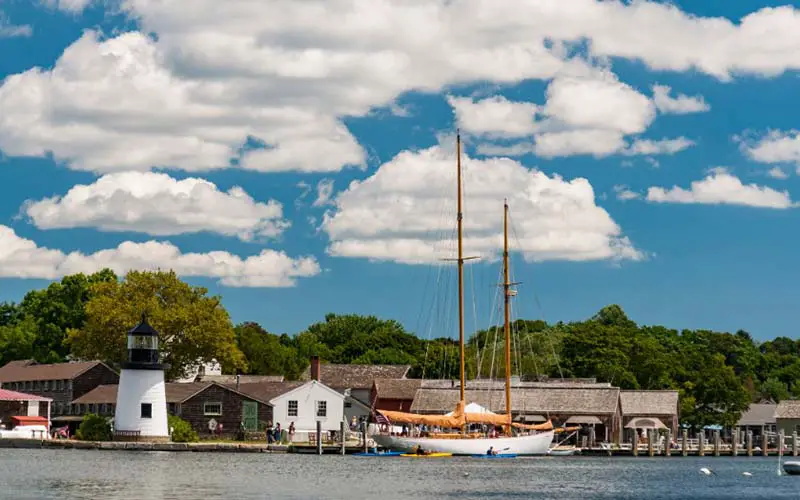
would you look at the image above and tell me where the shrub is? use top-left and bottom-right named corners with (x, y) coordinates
top-left (168, 414), bottom-right (198, 443)
top-left (75, 413), bottom-right (111, 441)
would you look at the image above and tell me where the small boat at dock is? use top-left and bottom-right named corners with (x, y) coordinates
top-left (547, 446), bottom-right (580, 456)
top-left (783, 461), bottom-right (800, 475)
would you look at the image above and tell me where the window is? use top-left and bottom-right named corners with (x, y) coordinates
top-left (128, 335), bottom-right (158, 350)
top-left (141, 403), bottom-right (152, 419)
top-left (168, 403), bottom-right (177, 415)
top-left (203, 402), bottom-right (222, 416)
top-left (316, 400), bottom-right (327, 418)
top-left (344, 402), bottom-right (352, 408)
top-left (43, 381), bottom-right (49, 391)
top-left (288, 400), bottom-right (298, 417)
top-left (99, 403), bottom-right (107, 415)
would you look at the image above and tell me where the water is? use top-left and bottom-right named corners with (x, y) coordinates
top-left (0, 450), bottom-right (797, 499)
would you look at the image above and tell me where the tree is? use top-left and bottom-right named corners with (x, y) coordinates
top-left (76, 414), bottom-right (111, 441)
top-left (168, 415), bottom-right (199, 443)
top-left (760, 377), bottom-right (789, 402)
top-left (67, 270), bottom-right (246, 381)
top-left (0, 316), bottom-right (37, 366)
top-left (235, 322), bottom-right (305, 380)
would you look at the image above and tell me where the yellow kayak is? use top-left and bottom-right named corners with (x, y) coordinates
top-left (400, 453), bottom-right (453, 458)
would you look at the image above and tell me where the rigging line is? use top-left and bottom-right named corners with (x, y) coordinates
top-left (508, 208), bottom-right (564, 380)
top-left (477, 260), bottom-right (503, 380)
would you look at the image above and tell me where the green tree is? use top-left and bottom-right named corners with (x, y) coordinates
top-left (168, 414), bottom-right (199, 443)
top-left (760, 377), bottom-right (789, 402)
top-left (76, 413), bottom-right (111, 441)
top-left (235, 322), bottom-right (305, 379)
top-left (0, 316), bottom-right (37, 365)
top-left (67, 270), bottom-right (246, 381)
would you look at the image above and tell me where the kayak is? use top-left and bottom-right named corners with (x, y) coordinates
top-left (353, 451), bottom-right (404, 457)
top-left (471, 454), bottom-right (518, 459)
top-left (400, 453), bottom-right (453, 458)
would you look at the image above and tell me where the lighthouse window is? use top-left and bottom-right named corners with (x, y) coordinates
top-left (128, 335), bottom-right (158, 350)
top-left (203, 403), bottom-right (222, 416)
top-left (288, 400), bottom-right (298, 417)
top-left (141, 403), bottom-right (152, 419)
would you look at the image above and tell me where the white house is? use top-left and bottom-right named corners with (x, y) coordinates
top-left (269, 380), bottom-right (345, 441)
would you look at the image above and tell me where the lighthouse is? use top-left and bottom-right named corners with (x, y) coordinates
top-left (114, 313), bottom-right (170, 441)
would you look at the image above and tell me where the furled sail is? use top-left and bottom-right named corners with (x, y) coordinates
top-left (378, 400), bottom-right (554, 430)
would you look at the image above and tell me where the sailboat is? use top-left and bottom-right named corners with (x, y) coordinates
top-left (371, 133), bottom-right (555, 456)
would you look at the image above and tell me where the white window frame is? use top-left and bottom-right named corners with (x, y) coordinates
top-left (287, 400), bottom-right (298, 418)
top-left (316, 400), bottom-right (327, 419)
top-left (203, 402), bottom-right (222, 416)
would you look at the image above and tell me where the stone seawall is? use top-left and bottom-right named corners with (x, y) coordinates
top-left (0, 438), bottom-right (289, 453)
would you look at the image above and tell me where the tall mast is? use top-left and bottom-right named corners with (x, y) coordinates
top-left (503, 200), bottom-right (512, 436)
top-left (457, 131), bottom-right (466, 404)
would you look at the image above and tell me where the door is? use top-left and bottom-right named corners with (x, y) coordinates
top-left (242, 401), bottom-right (258, 431)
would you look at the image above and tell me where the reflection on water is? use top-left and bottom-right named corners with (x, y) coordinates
top-left (0, 449), bottom-right (797, 499)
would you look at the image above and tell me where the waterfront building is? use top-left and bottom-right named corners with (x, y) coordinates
top-left (0, 359), bottom-right (118, 433)
top-left (370, 378), bottom-right (422, 412)
top-left (774, 400), bottom-right (800, 436)
top-left (300, 358), bottom-right (410, 422)
top-left (74, 382), bottom-right (272, 439)
top-left (114, 314), bottom-right (169, 441)
top-left (620, 390), bottom-right (680, 439)
top-left (0, 388), bottom-right (52, 432)
top-left (735, 402), bottom-right (777, 439)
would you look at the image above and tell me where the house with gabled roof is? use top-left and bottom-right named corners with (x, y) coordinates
top-left (619, 390), bottom-right (680, 436)
top-left (72, 381), bottom-right (272, 439)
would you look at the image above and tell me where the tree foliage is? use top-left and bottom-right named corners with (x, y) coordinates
top-left (76, 413), bottom-right (112, 441)
top-left (67, 270), bottom-right (246, 380)
top-left (168, 414), bottom-right (199, 443)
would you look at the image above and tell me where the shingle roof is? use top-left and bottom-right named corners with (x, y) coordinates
top-left (200, 375), bottom-right (284, 384)
top-left (233, 382), bottom-right (306, 403)
top-left (620, 390), bottom-right (679, 416)
top-left (737, 403), bottom-right (777, 426)
top-left (73, 382), bottom-right (213, 404)
top-left (373, 379), bottom-right (422, 400)
top-left (775, 400), bottom-right (800, 419)
top-left (0, 388), bottom-right (52, 402)
top-left (410, 387), bottom-right (620, 415)
top-left (300, 364), bottom-right (411, 389)
top-left (0, 361), bottom-right (111, 383)
top-left (420, 380), bottom-right (613, 389)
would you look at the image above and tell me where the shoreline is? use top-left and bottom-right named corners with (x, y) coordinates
top-left (0, 438), bottom-right (289, 453)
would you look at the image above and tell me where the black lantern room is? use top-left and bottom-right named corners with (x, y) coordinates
top-left (123, 313), bottom-right (168, 371)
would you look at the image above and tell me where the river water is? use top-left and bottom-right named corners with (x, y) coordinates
top-left (0, 449), bottom-right (796, 499)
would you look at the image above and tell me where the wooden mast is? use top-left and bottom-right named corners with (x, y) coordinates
top-left (457, 131), bottom-right (466, 405)
top-left (503, 199), bottom-right (513, 436)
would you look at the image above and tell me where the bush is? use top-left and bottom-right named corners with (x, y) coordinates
top-left (168, 415), bottom-right (198, 443)
top-left (75, 413), bottom-right (111, 441)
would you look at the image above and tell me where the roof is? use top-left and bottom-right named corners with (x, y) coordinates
top-left (200, 375), bottom-right (284, 384)
top-left (267, 380), bottom-right (345, 404)
top-left (0, 361), bottom-right (112, 383)
top-left (72, 382), bottom-right (271, 405)
top-left (233, 382), bottom-right (306, 403)
top-left (620, 390), bottom-right (679, 416)
top-left (775, 400), bottom-right (800, 419)
top-left (420, 379), bottom-right (612, 389)
top-left (128, 313), bottom-right (159, 336)
top-left (410, 387), bottom-right (620, 415)
top-left (300, 364), bottom-right (411, 389)
top-left (373, 379), bottom-right (422, 400)
top-left (0, 388), bottom-right (52, 402)
top-left (737, 403), bottom-right (777, 426)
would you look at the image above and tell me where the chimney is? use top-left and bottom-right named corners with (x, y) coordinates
top-left (310, 355), bottom-right (320, 381)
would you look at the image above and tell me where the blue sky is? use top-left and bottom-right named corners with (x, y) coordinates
top-left (2, 1), bottom-right (800, 341)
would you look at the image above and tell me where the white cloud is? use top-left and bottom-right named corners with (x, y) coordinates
top-left (742, 130), bottom-right (800, 165)
top-left (475, 142), bottom-right (536, 157)
top-left (613, 185), bottom-right (641, 201)
top-left (768, 167), bottom-right (789, 180)
top-left (652, 85), bottom-right (710, 114)
top-left (624, 137), bottom-right (695, 156)
top-left (448, 95), bottom-right (538, 138)
top-left (646, 169), bottom-right (795, 208)
top-left (0, 12), bottom-right (31, 38)
top-left (37, 0), bottom-right (94, 13)
top-left (22, 171), bottom-right (288, 241)
top-left (0, 226), bottom-right (320, 287)
top-left (322, 145), bottom-right (643, 264)
top-left (313, 179), bottom-right (335, 207)
top-left (534, 129), bottom-right (627, 158)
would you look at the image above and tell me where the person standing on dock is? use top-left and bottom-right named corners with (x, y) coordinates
top-left (266, 421), bottom-right (274, 444)
top-left (288, 422), bottom-right (295, 443)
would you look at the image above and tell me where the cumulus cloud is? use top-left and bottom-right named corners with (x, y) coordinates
top-left (741, 130), bottom-right (800, 166)
top-left (313, 179), bottom-right (335, 207)
top-left (38, 0), bottom-right (94, 12)
top-left (624, 137), bottom-right (695, 156)
top-left (448, 95), bottom-right (538, 138)
top-left (0, 12), bottom-right (31, 38)
top-left (614, 185), bottom-right (641, 201)
top-left (646, 168), bottom-right (795, 208)
top-left (322, 145), bottom-right (643, 264)
top-left (0, 226), bottom-right (320, 287)
top-left (652, 85), bottom-right (710, 114)
top-left (22, 171), bottom-right (288, 241)
top-left (767, 167), bottom-right (789, 180)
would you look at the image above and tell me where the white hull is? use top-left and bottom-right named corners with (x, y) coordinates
top-left (372, 431), bottom-right (554, 456)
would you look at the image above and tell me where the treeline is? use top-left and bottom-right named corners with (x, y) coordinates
top-left (2, 271), bottom-right (800, 428)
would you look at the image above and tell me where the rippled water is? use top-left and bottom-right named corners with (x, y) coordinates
top-left (0, 449), bottom-right (797, 499)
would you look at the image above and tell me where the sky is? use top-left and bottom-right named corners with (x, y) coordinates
top-left (2, 1), bottom-right (800, 341)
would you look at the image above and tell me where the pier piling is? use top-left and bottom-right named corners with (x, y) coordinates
top-left (648, 431), bottom-right (654, 457)
top-left (340, 421), bottom-right (346, 455)
top-left (779, 430), bottom-right (785, 459)
top-left (713, 431), bottom-right (720, 457)
top-left (681, 429), bottom-right (688, 457)
top-left (665, 430), bottom-right (671, 457)
top-left (793, 432), bottom-right (798, 457)
top-left (746, 431), bottom-right (753, 457)
top-left (316, 421), bottom-right (322, 456)
top-left (732, 430), bottom-right (738, 457)
top-left (632, 434), bottom-right (638, 457)
top-left (698, 433), bottom-right (705, 457)
top-left (763, 431), bottom-right (769, 457)
top-left (361, 421), bottom-right (368, 454)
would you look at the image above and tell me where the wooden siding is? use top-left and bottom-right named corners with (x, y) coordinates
top-left (73, 364), bottom-right (120, 401)
top-left (178, 384), bottom-right (272, 439)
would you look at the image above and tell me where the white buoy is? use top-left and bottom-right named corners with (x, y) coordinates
top-left (742, 472), bottom-right (752, 476)
top-left (463, 472), bottom-right (470, 477)
top-left (699, 467), bottom-right (714, 476)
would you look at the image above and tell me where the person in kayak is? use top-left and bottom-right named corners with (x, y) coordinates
top-left (415, 445), bottom-right (428, 455)
top-left (486, 446), bottom-right (498, 456)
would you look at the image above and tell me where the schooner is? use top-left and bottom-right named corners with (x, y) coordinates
top-left (371, 134), bottom-right (555, 455)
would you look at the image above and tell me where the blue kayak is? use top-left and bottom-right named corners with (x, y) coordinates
top-left (471, 453), bottom-right (518, 459)
top-left (353, 451), bottom-right (404, 457)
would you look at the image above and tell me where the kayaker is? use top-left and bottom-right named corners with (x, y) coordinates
top-left (415, 445), bottom-right (426, 455)
top-left (486, 446), bottom-right (497, 456)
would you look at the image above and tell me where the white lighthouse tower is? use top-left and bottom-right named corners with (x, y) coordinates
top-left (114, 314), bottom-right (170, 441)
